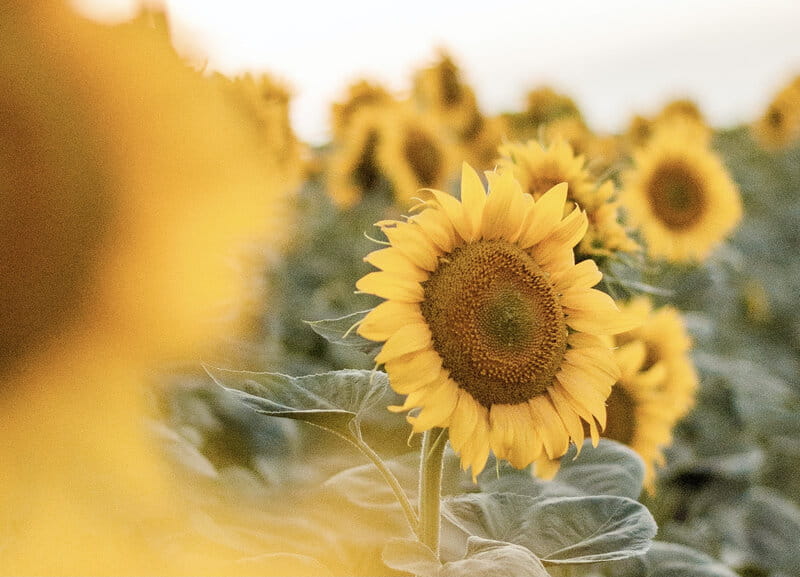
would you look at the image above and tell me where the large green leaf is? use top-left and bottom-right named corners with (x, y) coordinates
top-left (206, 368), bottom-right (393, 444)
top-left (606, 542), bottom-right (738, 577)
top-left (478, 440), bottom-right (645, 501)
top-left (382, 537), bottom-right (550, 577)
top-left (553, 439), bottom-right (646, 500)
top-left (442, 492), bottom-right (656, 565)
top-left (305, 310), bottom-right (382, 356)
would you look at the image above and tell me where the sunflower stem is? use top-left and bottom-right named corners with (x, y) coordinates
top-left (353, 436), bottom-right (418, 535)
top-left (418, 427), bottom-right (447, 558)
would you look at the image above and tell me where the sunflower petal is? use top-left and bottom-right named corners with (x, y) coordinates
top-left (459, 162), bottom-right (486, 242)
top-left (374, 322), bottom-right (432, 364)
top-left (410, 208), bottom-right (457, 253)
top-left (518, 182), bottom-right (568, 248)
top-left (380, 221), bottom-right (441, 271)
top-left (384, 348), bottom-right (443, 394)
top-left (566, 309), bottom-right (642, 335)
top-left (364, 247), bottom-right (429, 282)
top-left (355, 271), bottom-right (424, 303)
top-left (529, 396), bottom-right (570, 459)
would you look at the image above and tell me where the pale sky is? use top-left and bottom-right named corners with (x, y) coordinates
top-left (75, 0), bottom-right (800, 145)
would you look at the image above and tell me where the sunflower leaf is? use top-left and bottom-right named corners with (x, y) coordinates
top-left (602, 541), bottom-right (739, 577)
top-left (554, 439), bottom-right (646, 500)
top-left (382, 537), bottom-right (551, 577)
top-left (205, 367), bottom-right (393, 444)
top-left (442, 492), bottom-right (657, 565)
top-left (304, 310), bottom-right (383, 356)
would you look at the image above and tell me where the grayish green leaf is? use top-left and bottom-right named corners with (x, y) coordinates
top-left (439, 537), bottom-right (550, 577)
top-left (382, 539), bottom-right (440, 576)
top-left (607, 541), bottom-right (738, 577)
top-left (206, 367), bottom-right (392, 443)
top-left (554, 439), bottom-right (646, 500)
top-left (382, 537), bottom-right (551, 577)
top-left (442, 492), bottom-right (656, 565)
top-left (305, 310), bottom-right (382, 356)
top-left (324, 452), bottom-right (420, 511)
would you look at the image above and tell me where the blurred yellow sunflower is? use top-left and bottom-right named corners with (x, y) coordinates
top-left (457, 112), bottom-right (508, 171)
top-left (356, 163), bottom-right (638, 478)
top-left (752, 77), bottom-right (800, 150)
top-left (497, 139), bottom-right (637, 258)
top-left (330, 78), bottom-right (396, 142)
top-left (217, 72), bottom-right (305, 190)
top-left (621, 127), bottom-right (742, 262)
top-left (412, 48), bottom-right (479, 135)
top-left (327, 107), bottom-right (388, 207)
top-left (615, 297), bottom-right (698, 419)
top-left (2, 3), bottom-right (287, 573)
top-left (534, 296), bottom-right (697, 492)
top-left (652, 98), bottom-right (712, 145)
top-left (377, 107), bottom-right (455, 205)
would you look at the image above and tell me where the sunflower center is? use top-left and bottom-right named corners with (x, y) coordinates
top-left (527, 174), bottom-right (566, 200)
top-left (603, 385), bottom-right (637, 445)
top-left (767, 106), bottom-right (784, 128)
top-left (404, 128), bottom-right (442, 186)
top-left (647, 161), bottom-right (706, 230)
top-left (420, 239), bottom-right (568, 408)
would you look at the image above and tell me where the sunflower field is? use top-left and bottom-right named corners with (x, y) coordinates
top-left (4, 4), bottom-right (800, 576)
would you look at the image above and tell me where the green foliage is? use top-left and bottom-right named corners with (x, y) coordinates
top-left (442, 492), bottom-right (656, 565)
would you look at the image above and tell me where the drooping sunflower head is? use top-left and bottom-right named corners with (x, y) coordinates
top-left (621, 127), bottom-right (742, 262)
top-left (356, 163), bottom-right (639, 478)
top-left (376, 107), bottom-right (455, 205)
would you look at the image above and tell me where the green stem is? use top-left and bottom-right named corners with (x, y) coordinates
top-left (353, 436), bottom-right (419, 535)
top-left (418, 427), bottom-right (447, 557)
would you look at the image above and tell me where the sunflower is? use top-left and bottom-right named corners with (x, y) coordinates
top-left (457, 112), bottom-right (508, 171)
top-left (330, 78), bottom-right (396, 142)
top-left (752, 77), bottom-right (800, 151)
top-left (621, 125), bottom-right (742, 262)
top-left (534, 296), bottom-right (697, 492)
top-left (217, 72), bottom-right (305, 190)
top-left (2, 4), bottom-right (285, 573)
top-left (652, 98), bottom-right (711, 145)
top-left (497, 139), bottom-right (638, 258)
top-left (412, 48), bottom-right (479, 135)
top-left (376, 107), bottom-right (455, 205)
top-left (356, 163), bottom-right (638, 478)
top-left (615, 297), bottom-right (698, 420)
top-left (327, 107), bottom-right (389, 207)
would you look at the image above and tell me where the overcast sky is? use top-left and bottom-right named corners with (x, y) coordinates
top-left (76, 0), bottom-right (800, 145)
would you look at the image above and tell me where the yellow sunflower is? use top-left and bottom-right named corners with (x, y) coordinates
top-left (615, 296), bottom-right (698, 420)
top-left (376, 107), bottom-right (455, 205)
top-left (497, 139), bottom-right (638, 258)
top-left (534, 296), bottom-right (697, 492)
top-left (356, 163), bottom-right (639, 478)
top-left (330, 78), bottom-right (396, 142)
top-left (752, 77), bottom-right (800, 151)
top-left (652, 98), bottom-right (712, 145)
top-left (412, 48), bottom-right (479, 135)
top-left (217, 72), bottom-right (305, 190)
top-left (327, 107), bottom-right (389, 207)
top-left (453, 110), bottom-right (508, 172)
top-left (2, 3), bottom-right (287, 573)
top-left (621, 126), bottom-right (742, 262)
